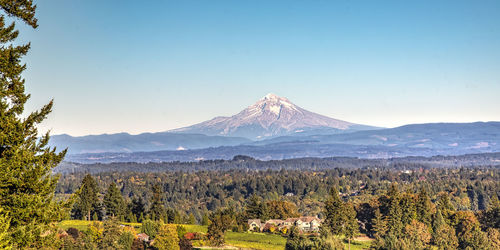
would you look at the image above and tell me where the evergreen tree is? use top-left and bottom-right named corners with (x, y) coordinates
top-left (432, 207), bottom-right (458, 249)
top-left (403, 220), bottom-right (431, 250)
top-left (344, 202), bottom-right (359, 250)
top-left (323, 187), bottom-right (344, 235)
top-left (400, 192), bottom-right (417, 226)
top-left (100, 218), bottom-right (121, 250)
top-left (74, 174), bottom-right (100, 221)
top-left (201, 212), bottom-right (210, 226)
top-left (153, 224), bottom-right (180, 250)
top-left (188, 213), bottom-right (196, 224)
top-left (480, 195), bottom-right (500, 230)
top-left (432, 209), bottom-right (445, 238)
top-left (386, 191), bottom-right (403, 238)
top-left (103, 183), bottom-right (125, 218)
top-left (415, 187), bottom-right (432, 227)
top-left (245, 194), bottom-right (265, 220)
top-left (371, 209), bottom-right (387, 249)
top-left (129, 196), bottom-right (145, 222)
top-left (0, 2), bottom-right (68, 247)
top-left (149, 184), bottom-right (166, 221)
top-left (206, 208), bottom-right (234, 246)
top-left (141, 219), bottom-right (160, 239)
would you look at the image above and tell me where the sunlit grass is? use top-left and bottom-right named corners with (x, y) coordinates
top-left (226, 231), bottom-right (286, 250)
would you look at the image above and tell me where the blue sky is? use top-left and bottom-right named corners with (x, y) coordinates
top-left (15, 0), bottom-right (500, 136)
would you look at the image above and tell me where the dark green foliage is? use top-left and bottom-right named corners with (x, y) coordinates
top-left (323, 186), bottom-right (358, 249)
top-left (479, 195), bottom-right (500, 230)
top-left (176, 225), bottom-right (187, 239)
top-left (286, 226), bottom-right (342, 250)
top-left (118, 230), bottom-right (135, 250)
top-left (323, 187), bottom-right (345, 235)
top-left (103, 182), bottom-right (125, 218)
top-left (100, 219), bottom-right (122, 249)
top-left (371, 209), bottom-right (387, 249)
top-left (130, 197), bottom-right (145, 222)
top-left (344, 202), bottom-right (359, 246)
top-left (148, 184), bottom-right (166, 221)
top-left (188, 213), bottom-right (196, 224)
top-left (201, 212), bottom-right (210, 226)
top-left (245, 194), bottom-right (266, 220)
top-left (0, 1), bottom-right (69, 247)
top-left (206, 208), bottom-right (235, 246)
top-left (73, 174), bottom-right (100, 220)
top-left (141, 219), bottom-right (160, 239)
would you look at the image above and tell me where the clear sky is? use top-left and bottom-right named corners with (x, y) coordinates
top-left (15, 0), bottom-right (500, 136)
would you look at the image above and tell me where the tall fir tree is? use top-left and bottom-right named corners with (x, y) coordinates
top-left (344, 202), bottom-right (359, 250)
top-left (432, 210), bottom-right (458, 249)
top-left (103, 182), bottom-right (125, 218)
top-left (371, 209), bottom-right (387, 249)
top-left (416, 187), bottom-right (433, 227)
top-left (245, 194), bottom-right (265, 220)
top-left (323, 187), bottom-right (344, 235)
top-left (149, 184), bottom-right (166, 221)
top-left (129, 196), bottom-right (145, 222)
top-left (0, 1), bottom-right (68, 247)
top-left (74, 174), bottom-right (100, 221)
top-left (386, 185), bottom-right (403, 238)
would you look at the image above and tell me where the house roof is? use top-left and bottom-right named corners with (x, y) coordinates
top-left (298, 216), bottom-right (320, 223)
top-left (137, 233), bottom-right (149, 241)
top-left (265, 219), bottom-right (284, 225)
top-left (248, 219), bottom-right (261, 225)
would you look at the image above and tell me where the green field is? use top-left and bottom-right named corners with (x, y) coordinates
top-left (58, 220), bottom-right (370, 249)
top-left (226, 231), bottom-right (287, 250)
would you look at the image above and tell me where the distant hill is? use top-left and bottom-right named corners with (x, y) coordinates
top-left (49, 132), bottom-right (251, 154)
top-left (63, 122), bottom-right (500, 163)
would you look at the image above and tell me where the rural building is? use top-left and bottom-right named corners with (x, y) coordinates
top-left (248, 217), bottom-right (321, 232)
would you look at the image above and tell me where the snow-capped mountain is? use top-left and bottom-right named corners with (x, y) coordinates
top-left (171, 93), bottom-right (375, 139)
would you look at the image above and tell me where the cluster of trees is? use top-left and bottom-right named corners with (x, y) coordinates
top-left (57, 167), bottom-right (499, 223)
top-left (56, 153), bottom-right (500, 173)
top-left (363, 185), bottom-right (499, 249)
top-left (71, 174), bottom-right (198, 225)
top-left (67, 169), bottom-right (500, 249)
top-left (284, 183), bottom-right (500, 250)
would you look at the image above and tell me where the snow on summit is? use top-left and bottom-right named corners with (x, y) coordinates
top-left (171, 93), bottom-right (369, 139)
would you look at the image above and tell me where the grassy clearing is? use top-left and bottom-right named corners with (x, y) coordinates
top-left (345, 240), bottom-right (372, 250)
top-left (226, 231), bottom-right (286, 250)
top-left (57, 220), bottom-right (91, 231)
top-left (341, 236), bottom-right (373, 250)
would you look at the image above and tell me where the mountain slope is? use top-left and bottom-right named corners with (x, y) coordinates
top-left (172, 93), bottom-right (376, 139)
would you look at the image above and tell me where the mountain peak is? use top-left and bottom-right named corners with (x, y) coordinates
top-left (262, 93), bottom-right (283, 100)
top-left (172, 94), bottom-right (373, 139)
